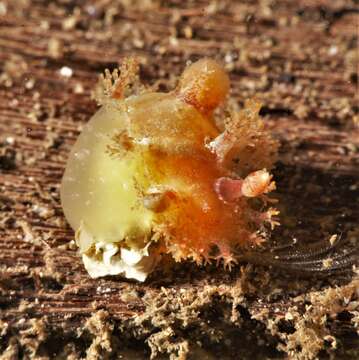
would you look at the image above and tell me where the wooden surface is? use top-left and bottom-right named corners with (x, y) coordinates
top-left (0, 1), bottom-right (358, 359)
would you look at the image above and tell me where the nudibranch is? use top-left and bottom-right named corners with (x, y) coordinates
top-left (61, 58), bottom-right (279, 281)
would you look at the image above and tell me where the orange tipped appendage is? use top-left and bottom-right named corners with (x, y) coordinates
top-left (177, 58), bottom-right (230, 115)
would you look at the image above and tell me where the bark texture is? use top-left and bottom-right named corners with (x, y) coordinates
top-left (0, 1), bottom-right (358, 359)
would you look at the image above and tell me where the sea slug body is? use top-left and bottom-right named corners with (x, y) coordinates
top-left (61, 58), bottom-right (279, 281)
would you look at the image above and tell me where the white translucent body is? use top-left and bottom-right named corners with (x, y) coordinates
top-left (60, 93), bottom-right (218, 280)
top-left (60, 59), bottom-right (278, 281)
top-left (61, 99), bottom-right (154, 244)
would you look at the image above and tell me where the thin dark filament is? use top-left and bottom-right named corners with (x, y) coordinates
top-left (238, 236), bottom-right (358, 274)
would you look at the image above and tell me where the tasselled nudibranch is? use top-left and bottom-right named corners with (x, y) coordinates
top-left (61, 58), bottom-right (279, 281)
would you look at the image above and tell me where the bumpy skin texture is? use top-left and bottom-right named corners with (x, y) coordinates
top-left (60, 58), bottom-right (279, 280)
